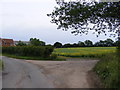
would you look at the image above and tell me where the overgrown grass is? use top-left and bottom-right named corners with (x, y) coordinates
top-left (53, 47), bottom-right (116, 58)
top-left (93, 53), bottom-right (119, 88)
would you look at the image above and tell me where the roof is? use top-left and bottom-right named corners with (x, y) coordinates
top-left (1, 39), bottom-right (14, 43)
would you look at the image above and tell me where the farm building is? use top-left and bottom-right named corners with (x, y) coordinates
top-left (14, 41), bottom-right (30, 45)
top-left (0, 38), bottom-right (14, 47)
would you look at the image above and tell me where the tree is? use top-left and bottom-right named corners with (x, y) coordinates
top-left (84, 40), bottom-right (93, 47)
top-left (16, 41), bottom-right (27, 46)
top-left (104, 38), bottom-right (114, 46)
top-left (94, 40), bottom-right (107, 47)
top-left (47, 0), bottom-right (120, 37)
top-left (63, 43), bottom-right (71, 48)
top-left (72, 43), bottom-right (79, 47)
top-left (94, 42), bottom-right (100, 47)
top-left (94, 39), bottom-right (114, 47)
top-left (114, 40), bottom-right (119, 46)
top-left (39, 41), bottom-right (45, 46)
top-left (54, 42), bottom-right (62, 48)
top-left (48, 0), bottom-right (120, 57)
top-left (30, 38), bottom-right (45, 46)
top-left (78, 41), bottom-right (85, 47)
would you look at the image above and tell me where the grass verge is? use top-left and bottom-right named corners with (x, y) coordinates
top-left (0, 60), bottom-right (3, 70)
top-left (2, 54), bottom-right (66, 61)
top-left (93, 53), bottom-right (119, 88)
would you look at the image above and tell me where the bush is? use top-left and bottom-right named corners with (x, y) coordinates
top-left (44, 46), bottom-right (54, 57)
top-left (50, 54), bottom-right (57, 59)
top-left (2, 46), bottom-right (54, 58)
top-left (94, 53), bottom-right (119, 88)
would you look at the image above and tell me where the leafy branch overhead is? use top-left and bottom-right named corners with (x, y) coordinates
top-left (47, 0), bottom-right (120, 37)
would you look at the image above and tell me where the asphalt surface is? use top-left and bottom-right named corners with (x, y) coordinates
top-left (2, 56), bottom-right (54, 88)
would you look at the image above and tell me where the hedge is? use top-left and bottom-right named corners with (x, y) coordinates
top-left (2, 46), bottom-right (54, 58)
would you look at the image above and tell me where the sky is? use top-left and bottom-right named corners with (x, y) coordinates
top-left (0, 0), bottom-right (115, 45)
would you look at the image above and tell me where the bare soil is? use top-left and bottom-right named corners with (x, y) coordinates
top-left (26, 59), bottom-right (99, 88)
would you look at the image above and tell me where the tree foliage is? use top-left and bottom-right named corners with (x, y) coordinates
top-left (84, 40), bottom-right (93, 47)
top-left (63, 43), bottom-right (72, 47)
top-left (47, 0), bottom-right (120, 37)
top-left (78, 41), bottom-right (85, 47)
top-left (16, 41), bottom-right (27, 46)
top-left (61, 38), bottom-right (115, 47)
top-left (30, 38), bottom-right (45, 46)
top-left (54, 42), bottom-right (62, 48)
top-left (94, 38), bottom-right (114, 47)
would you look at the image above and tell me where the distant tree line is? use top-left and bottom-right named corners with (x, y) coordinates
top-left (16, 38), bottom-right (118, 48)
top-left (54, 38), bottom-right (118, 48)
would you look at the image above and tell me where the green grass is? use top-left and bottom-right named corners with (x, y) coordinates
top-left (3, 54), bottom-right (66, 61)
top-left (0, 60), bottom-right (3, 70)
top-left (53, 47), bottom-right (116, 58)
top-left (93, 53), bottom-right (119, 88)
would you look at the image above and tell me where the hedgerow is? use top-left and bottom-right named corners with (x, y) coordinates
top-left (2, 46), bottom-right (54, 58)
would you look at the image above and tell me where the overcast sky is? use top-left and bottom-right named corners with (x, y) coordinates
top-left (0, 0), bottom-right (115, 44)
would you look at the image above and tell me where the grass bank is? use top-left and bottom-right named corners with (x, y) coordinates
top-left (93, 53), bottom-right (119, 88)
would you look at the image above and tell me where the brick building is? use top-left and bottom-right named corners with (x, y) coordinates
top-left (0, 38), bottom-right (14, 47)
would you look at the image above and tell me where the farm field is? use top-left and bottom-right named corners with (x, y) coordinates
top-left (53, 47), bottom-right (116, 58)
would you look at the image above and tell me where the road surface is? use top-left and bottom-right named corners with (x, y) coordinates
top-left (2, 56), bottom-right (99, 88)
top-left (26, 59), bottom-right (99, 88)
top-left (2, 56), bottom-right (54, 88)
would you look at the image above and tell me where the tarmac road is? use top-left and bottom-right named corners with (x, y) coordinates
top-left (2, 56), bottom-right (54, 88)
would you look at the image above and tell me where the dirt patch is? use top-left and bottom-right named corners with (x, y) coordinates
top-left (26, 59), bottom-right (99, 88)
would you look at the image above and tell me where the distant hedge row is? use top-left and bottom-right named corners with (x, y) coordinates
top-left (2, 46), bottom-right (54, 58)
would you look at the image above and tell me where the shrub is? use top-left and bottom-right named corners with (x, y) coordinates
top-left (50, 54), bottom-right (57, 59)
top-left (2, 46), bottom-right (54, 58)
top-left (44, 46), bottom-right (54, 57)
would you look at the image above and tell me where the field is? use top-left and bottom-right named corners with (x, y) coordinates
top-left (53, 47), bottom-right (116, 58)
